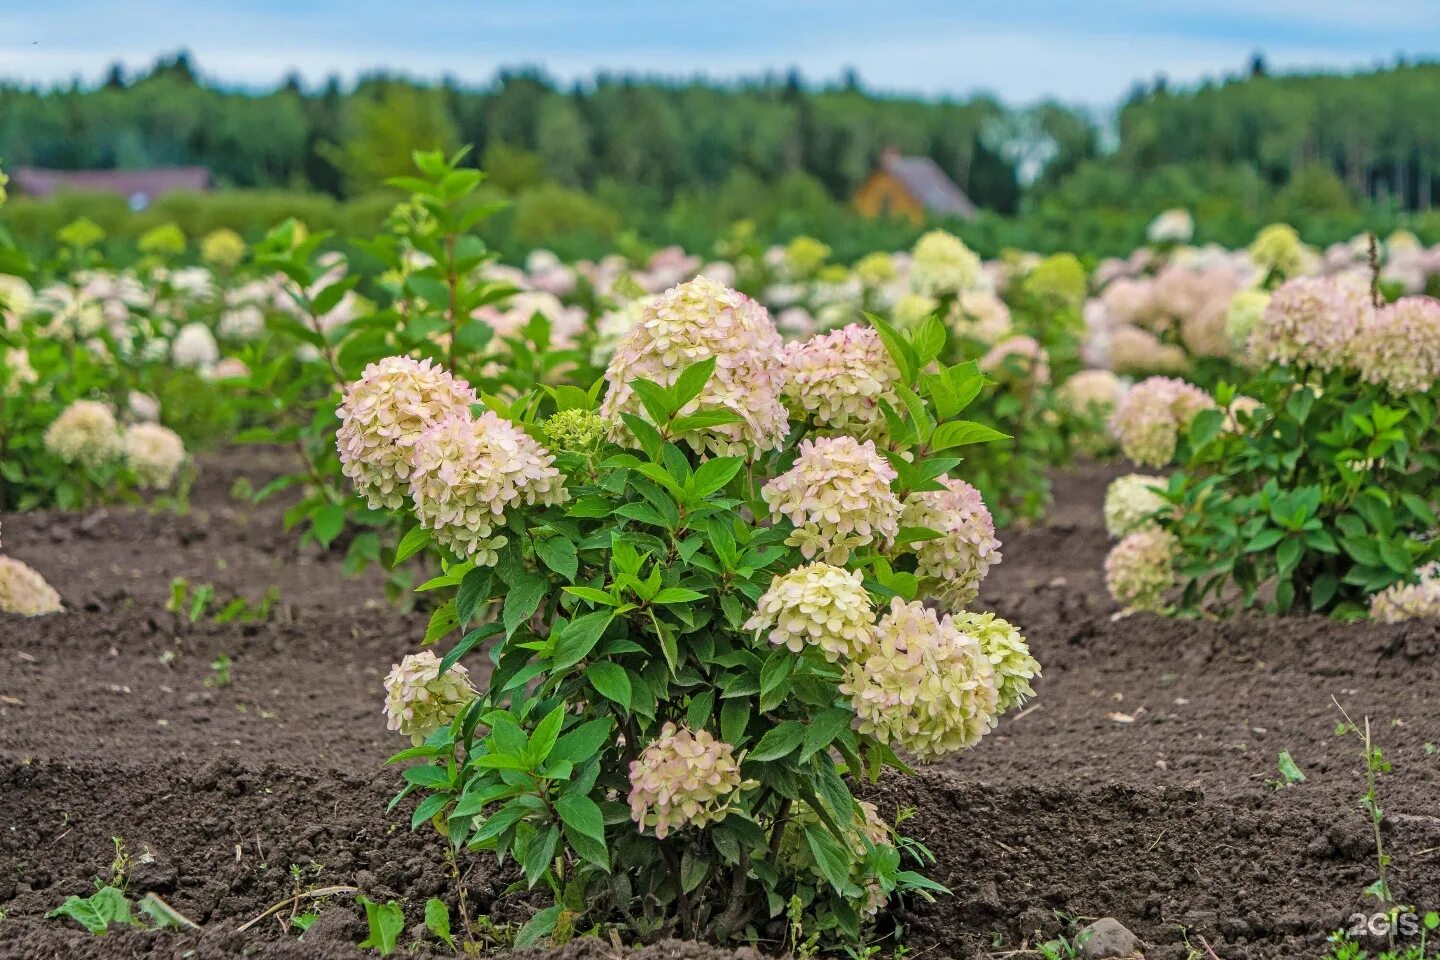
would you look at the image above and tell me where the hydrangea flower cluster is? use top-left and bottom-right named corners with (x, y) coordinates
top-left (779, 323), bottom-right (901, 439)
top-left (952, 610), bottom-right (1041, 712)
top-left (900, 476), bottom-right (1001, 610)
top-left (1057, 369), bottom-right (1124, 419)
top-left (745, 562), bottom-right (876, 662)
top-left (1147, 208), bottom-right (1194, 245)
top-left (627, 722), bottom-right (751, 839)
top-left (171, 322), bottom-right (220, 370)
top-left (408, 412), bottom-right (567, 566)
top-left (980, 335), bottom-right (1050, 386)
top-left (908, 230), bottom-right (983, 297)
top-left (1225, 289), bottom-right (1271, 350)
top-left (1249, 223), bottom-right (1307, 279)
top-left (950, 290), bottom-right (1013, 344)
top-left (600, 277), bottom-right (789, 457)
top-left (1109, 376), bottom-right (1214, 467)
top-left (541, 408), bottom-right (608, 452)
top-left (1107, 325), bottom-right (1189, 376)
top-left (1248, 275), bottom-right (1372, 370)
top-left (840, 598), bottom-right (998, 761)
top-left (122, 423), bottom-right (186, 489)
top-left (1103, 474), bottom-right (1167, 538)
top-left (1353, 296), bottom-right (1440, 394)
top-left (382, 651), bottom-right (478, 744)
top-left (43, 399), bottom-right (122, 469)
top-left (1104, 525), bottom-right (1178, 612)
top-left (1369, 564), bottom-right (1440, 623)
top-left (761, 436), bottom-right (901, 564)
top-left (336, 356), bottom-right (479, 509)
top-left (0, 555), bottom-right (63, 615)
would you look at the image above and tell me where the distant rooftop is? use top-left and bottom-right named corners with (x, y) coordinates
top-left (881, 149), bottom-right (977, 219)
top-left (10, 166), bottom-right (211, 209)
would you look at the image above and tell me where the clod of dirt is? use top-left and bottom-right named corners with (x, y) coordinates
top-left (1079, 917), bottom-right (1144, 958)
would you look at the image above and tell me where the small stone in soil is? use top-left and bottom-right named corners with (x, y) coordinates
top-left (1079, 916), bottom-right (1144, 958)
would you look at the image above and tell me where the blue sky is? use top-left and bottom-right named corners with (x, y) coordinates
top-left (2, 0), bottom-right (1437, 105)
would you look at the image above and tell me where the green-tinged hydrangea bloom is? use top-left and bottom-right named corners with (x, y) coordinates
top-left (853, 252), bottom-right (898, 287)
top-left (408, 412), bottom-right (567, 567)
top-left (1025, 253), bottom-right (1088, 305)
top-left (542, 408), bottom-right (607, 452)
top-left (779, 323), bottom-right (901, 440)
top-left (201, 228), bottom-right (247, 269)
top-left (1103, 474), bottom-right (1167, 539)
top-left (0, 556), bottom-right (63, 616)
top-left (901, 476), bottom-right (1001, 611)
top-left (951, 610), bottom-right (1039, 713)
top-left (1105, 525), bottom-right (1177, 612)
top-left (138, 223), bottom-right (186, 257)
top-left (762, 435), bottom-right (901, 565)
top-left (1249, 223), bottom-right (1306, 279)
top-left (122, 423), bottom-right (186, 490)
top-left (909, 230), bottom-right (982, 297)
top-left (382, 651), bottom-right (478, 744)
top-left (627, 723), bottom-right (751, 839)
top-left (335, 356), bottom-right (478, 510)
top-left (841, 597), bottom-right (999, 761)
top-left (745, 562), bottom-right (876, 662)
top-left (1225, 289), bottom-right (1271, 350)
top-left (43, 399), bottom-right (121, 469)
top-left (891, 292), bottom-right (938, 329)
top-left (785, 236), bottom-right (831, 278)
top-left (600, 277), bottom-right (789, 457)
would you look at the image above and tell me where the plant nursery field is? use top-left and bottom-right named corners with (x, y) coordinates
top-left (3, 451), bottom-right (1439, 960)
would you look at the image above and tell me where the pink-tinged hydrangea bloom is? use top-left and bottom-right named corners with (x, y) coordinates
top-left (408, 412), bottom-right (567, 566)
top-left (627, 723), bottom-right (749, 839)
top-left (908, 230), bottom-right (983, 297)
top-left (43, 399), bottom-right (121, 469)
top-left (745, 562), bottom-right (876, 662)
top-left (1109, 376), bottom-right (1214, 467)
top-left (600, 277), bottom-right (789, 457)
top-left (1100, 277), bottom-right (1159, 329)
top-left (901, 476), bottom-right (1001, 610)
top-left (0, 556), bottom-right (63, 616)
top-left (840, 597), bottom-right (999, 761)
top-left (1058, 369), bottom-right (1124, 418)
top-left (1107, 325), bottom-right (1189, 376)
top-left (382, 651), bottom-right (478, 744)
top-left (1103, 474), bottom-right (1168, 539)
top-left (1105, 525), bottom-right (1177, 612)
top-left (950, 290), bottom-right (1013, 345)
top-left (1248, 275), bottom-right (1372, 371)
top-left (762, 436), bottom-right (902, 565)
top-left (1354, 297), bottom-right (1440, 394)
top-left (336, 356), bottom-right (478, 510)
top-left (951, 611), bottom-right (1040, 713)
top-left (779, 323), bottom-right (901, 439)
top-left (1369, 564), bottom-right (1440, 623)
top-left (122, 423), bottom-right (186, 489)
top-left (980, 335), bottom-right (1050, 386)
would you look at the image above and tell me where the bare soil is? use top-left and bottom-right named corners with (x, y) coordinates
top-left (3, 454), bottom-right (1438, 960)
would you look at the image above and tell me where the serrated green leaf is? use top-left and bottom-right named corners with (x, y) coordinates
top-left (588, 662), bottom-right (632, 706)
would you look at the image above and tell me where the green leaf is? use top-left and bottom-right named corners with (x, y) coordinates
top-left (750, 721), bottom-right (806, 762)
top-left (929, 420), bottom-right (1009, 451)
top-left (551, 717), bottom-right (614, 765)
top-left (868, 313), bottom-right (917, 384)
top-left (503, 571), bottom-right (548, 637)
top-left (804, 823), bottom-right (857, 896)
top-left (394, 525), bottom-right (432, 564)
top-left (1188, 407), bottom-right (1225, 450)
top-left (535, 537), bottom-right (579, 581)
top-left (721, 699), bottom-right (750, 745)
top-left (356, 895), bottom-right (405, 956)
top-left (136, 893), bottom-right (199, 931)
top-left (1277, 750), bottom-right (1306, 784)
top-left (671, 410), bottom-right (744, 433)
top-left (46, 886), bottom-right (135, 935)
top-left (521, 825), bottom-right (561, 888)
top-left (425, 898), bottom-right (456, 950)
top-left (455, 567), bottom-right (493, 628)
top-left (652, 587), bottom-right (705, 604)
top-left (514, 904), bottom-right (563, 947)
top-left (800, 708), bottom-right (854, 762)
top-left (630, 378), bottom-right (677, 424)
top-left (672, 356), bottom-right (718, 410)
top-left (689, 456), bottom-right (745, 498)
top-left (588, 662), bottom-right (632, 707)
top-left (424, 600), bottom-right (460, 645)
top-left (311, 503), bottom-right (346, 549)
top-left (552, 611), bottom-right (614, 670)
top-left (555, 794), bottom-right (607, 845)
top-left (529, 705), bottom-right (567, 764)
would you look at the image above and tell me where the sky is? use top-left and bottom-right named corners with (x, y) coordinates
top-left (2, 0), bottom-right (1438, 106)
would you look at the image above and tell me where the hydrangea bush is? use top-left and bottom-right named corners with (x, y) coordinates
top-left (349, 279), bottom-right (1038, 947)
top-left (1106, 268), bottom-right (1440, 619)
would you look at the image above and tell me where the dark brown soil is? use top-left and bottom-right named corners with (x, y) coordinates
top-left (3, 454), bottom-right (1439, 960)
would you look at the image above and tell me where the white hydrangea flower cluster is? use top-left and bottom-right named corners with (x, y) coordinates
top-left (779, 323), bottom-right (901, 439)
top-left (171, 322), bottom-right (220, 370)
top-left (950, 289), bottom-right (1013, 345)
top-left (745, 562), bottom-right (876, 662)
top-left (1369, 564), bottom-right (1440, 623)
top-left (1057, 369), bottom-right (1124, 419)
top-left (951, 610), bottom-right (1041, 712)
top-left (600, 277), bottom-right (789, 457)
top-left (335, 356), bottom-right (479, 510)
top-left (900, 476), bottom-right (1002, 610)
top-left (1353, 296), bottom-right (1440, 395)
top-left (408, 412), bottom-right (567, 566)
top-left (1248, 275), bottom-right (1372, 371)
top-left (980, 335), bottom-right (1051, 386)
top-left (43, 399), bottom-right (122, 469)
top-left (382, 651), bottom-right (478, 744)
top-left (1108, 376), bottom-right (1214, 467)
top-left (627, 722), bottom-right (751, 839)
top-left (1147, 208), bottom-right (1194, 245)
top-left (0, 556), bottom-right (64, 616)
top-left (1103, 474), bottom-right (1168, 539)
top-left (121, 423), bottom-right (186, 490)
top-left (909, 231), bottom-right (983, 297)
top-left (1104, 525), bottom-right (1178, 612)
top-left (761, 436), bottom-right (902, 564)
top-left (840, 598), bottom-right (999, 761)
